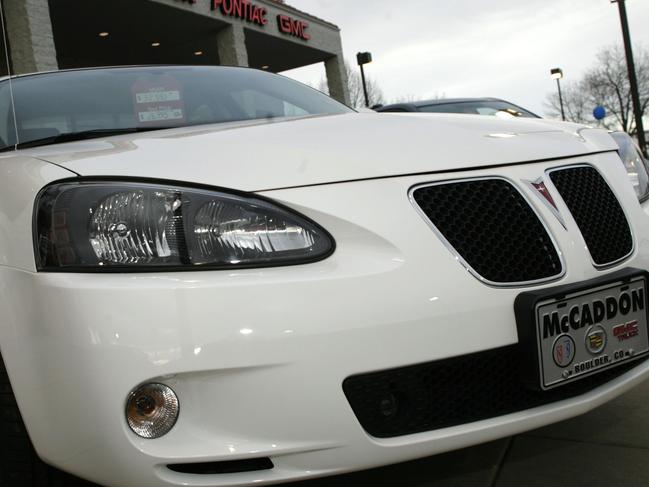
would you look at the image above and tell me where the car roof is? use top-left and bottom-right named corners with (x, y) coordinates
top-left (377, 97), bottom-right (505, 110)
top-left (409, 97), bottom-right (505, 107)
top-left (376, 97), bottom-right (540, 118)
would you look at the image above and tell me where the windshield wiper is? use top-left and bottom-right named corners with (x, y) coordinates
top-left (12, 127), bottom-right (176, 150)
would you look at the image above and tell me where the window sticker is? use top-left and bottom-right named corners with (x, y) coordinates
top-left (131, 76), bottom-right (186, 126)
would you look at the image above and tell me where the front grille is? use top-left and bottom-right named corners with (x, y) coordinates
top-left (411, 179), bottom-right (563, 284)
top-left (343, 346), bottom-right (647, 438)
top-left (549, 166), bottom-right (633, 266)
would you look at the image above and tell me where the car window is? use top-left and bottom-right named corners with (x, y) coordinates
top-left (476, 107), bottom-right (500, 116)
top-left (229, 89), bottom-right (309, 119)
top-left (0, 66), bottom-right (353, 150)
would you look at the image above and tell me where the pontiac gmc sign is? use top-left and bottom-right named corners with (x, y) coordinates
top-left (211, 0), bottom-right (268, 26)
top-left (208, 0), bottom-right (310, 40)
top-left (277, 14), bottom-right (310, 40)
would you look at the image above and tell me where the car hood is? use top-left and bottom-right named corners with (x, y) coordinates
top-left (19, 113), bottom-right (618, 192)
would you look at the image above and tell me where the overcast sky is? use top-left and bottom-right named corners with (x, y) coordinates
top-left (281, 0), bottom-right (649, 117)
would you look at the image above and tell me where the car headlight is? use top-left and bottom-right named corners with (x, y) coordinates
top-left (35, 181), bottom-right (334, 271)
top-left (611, 132), bottom-right (649, 202)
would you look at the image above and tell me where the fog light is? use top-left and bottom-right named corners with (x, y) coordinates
top-left (126, 383), bottom-right (179, 439)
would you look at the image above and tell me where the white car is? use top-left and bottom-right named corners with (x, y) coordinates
top-left (1, 66), bottom-right (649, 487)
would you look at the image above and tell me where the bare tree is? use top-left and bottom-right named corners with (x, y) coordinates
top-left (584, 45), bottom-right (649, 134)
top-left (317, 62), bottom-right (384, 108)
top-left (390, 93), bottom-right (419, 104)
top-left (545, 44), bottom-right (648, 134)
top-left (390, 92), bottom-right (446, 104)
top-left (544, 80), bottom-right (593, 126)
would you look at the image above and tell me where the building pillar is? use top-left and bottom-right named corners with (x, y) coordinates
top-left (3, 0), bottom-right (58, 74)
top-left (325, 54), bottom-right (350, 106)
top-left (216, 24), bottom-right (249, 67)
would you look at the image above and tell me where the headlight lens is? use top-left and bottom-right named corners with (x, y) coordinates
top-left (35, 181), bottom-right (334, 271)
top-left (612, 132), bottom-right (649, 201)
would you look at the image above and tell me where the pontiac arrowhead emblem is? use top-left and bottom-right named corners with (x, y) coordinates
top-left (531, 181), bottom-right (557, 209)
top-left (524, 178), bottom-right (566, 229)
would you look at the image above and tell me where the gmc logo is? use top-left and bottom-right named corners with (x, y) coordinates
top-left (277, 15), bottom-right (310, 41)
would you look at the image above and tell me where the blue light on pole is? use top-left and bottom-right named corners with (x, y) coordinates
top-left (593, 106), bottom-right (607, 120)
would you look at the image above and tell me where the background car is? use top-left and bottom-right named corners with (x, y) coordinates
top-left (376, 98), bottom-right (649, 193)
top-left (375, 97), bottom-right (541, 118)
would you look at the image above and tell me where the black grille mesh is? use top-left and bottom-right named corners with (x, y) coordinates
top-left (412, 179), bottom-right (562, 283)
top-left (343, 346), bottom-right (646, 438)
top-left (550, 166), bottom-right (633, 266)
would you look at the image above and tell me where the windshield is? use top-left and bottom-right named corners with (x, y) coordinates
top-left (419, 100), bottom-right (538, 118)
top-left (0, 66), bottom-right (352, 150)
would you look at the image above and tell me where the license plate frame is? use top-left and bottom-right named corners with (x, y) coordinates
top-left (515, 268), bottom-right (649, 390)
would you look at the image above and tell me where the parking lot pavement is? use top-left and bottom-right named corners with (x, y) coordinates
top-left (288, 378), bottom-right (649, 487)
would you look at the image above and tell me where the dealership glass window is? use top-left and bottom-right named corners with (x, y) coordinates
top-left (0, 66), bottom-right (352, 150)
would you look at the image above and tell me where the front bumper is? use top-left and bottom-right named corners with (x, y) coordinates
top-left (3, 152), bottom-right (649, 486)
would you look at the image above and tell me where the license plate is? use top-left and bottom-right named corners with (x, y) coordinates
top-left (515, 269), bottom-right (649, 390)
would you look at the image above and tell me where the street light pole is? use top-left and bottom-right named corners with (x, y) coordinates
top-left (556, 79), bottom-right (566, 122)
top-left (611, 0), bottom-right (647, 157)
top-left (356, 52), bottom-right (373, 108)
top-left (359, 64), bottom-right (369, 108)
top-left (550, 68), bottom-right (566, 121)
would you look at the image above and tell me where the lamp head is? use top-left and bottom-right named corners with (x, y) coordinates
top-left (357, 52), bottom-right (373, 66)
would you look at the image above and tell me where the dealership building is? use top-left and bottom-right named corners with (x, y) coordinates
top-left (0, 0), bottom-right (350, 103)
